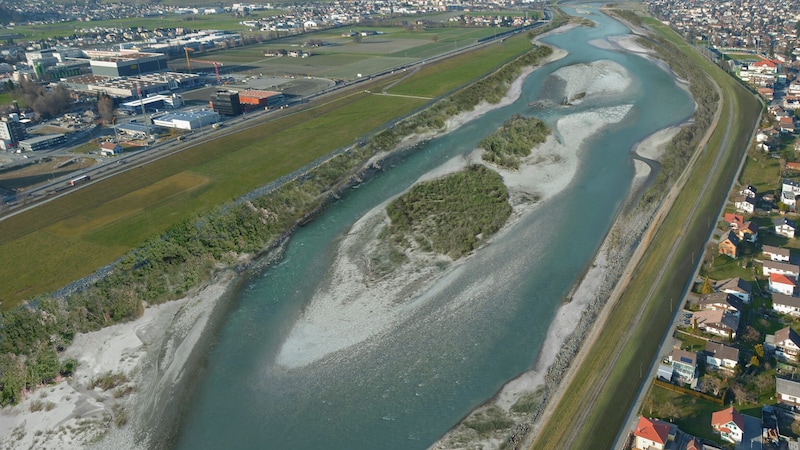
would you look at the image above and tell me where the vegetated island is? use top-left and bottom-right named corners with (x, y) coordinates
top-left (0, 31), bottom-right (561, 449)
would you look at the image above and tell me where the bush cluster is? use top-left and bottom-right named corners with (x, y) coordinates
top-left (480, 114), bottom-right (550, 169)
top-left (386, 165), bottom-right (512, 259)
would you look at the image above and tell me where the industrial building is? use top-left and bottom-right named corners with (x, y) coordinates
top-left (152, 110), bottom-right (220, 130)
top-left (115, 123), bottom-right (157, 139)
top-left (238, 90), bottom-right (286, 110)
top-left (0, 119), bottom-right (26, 151)
top-left (18, 133), bottom-right (66, 152)
top-left (62, 73), bottom-right (201, 99)
top-left (84, 50), bottom-right (169, 77)
top-left (120, 94), bottom-right (184, 114)
top-left (210, 90), bottom-right (242, 116)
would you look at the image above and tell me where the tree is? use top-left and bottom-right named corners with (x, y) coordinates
top-left (98, 94), bottom-right (114, 124)
top-left (353, 33), bottom-right (362, 44)
top-left (749, 355), bottom-right (761, 367)
top-left (700, 276), bottom-right (714, 294)
top-left (754, 343), bottom-right (765, 359)
top-left (699, 374), bottom-right (726, 396)
top-left (0, 353), bottom-right (26, 405)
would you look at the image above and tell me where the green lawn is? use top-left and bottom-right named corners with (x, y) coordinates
top-left (738, 150), bottom-right (782, 195)
top-left (641, 384), bottom-right (724, 443)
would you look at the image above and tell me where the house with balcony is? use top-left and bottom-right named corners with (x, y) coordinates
top-left (713, 277), bottom-right (752, 304)
top-left (705, 341), bottom-right (739, 371)
top-left (766, 326), bottom-right (800, 363)
top-left (711, 406), bottom-right (745, 444)
top-left (763, 245), bottom-right (791, 262)
top-left (773, 293), bottom-right (800, 317)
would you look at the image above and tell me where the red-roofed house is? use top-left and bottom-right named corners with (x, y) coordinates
top-left (633, 416), bottom-right (675, 450)
top-left (780, 116), bottom-right (795, 133)
top-left (770, 272), bottom-right (796, 296)
top-left (724, 213), bottom-right (744, 229)
top-left (711, 406), bottom-right (745, 443)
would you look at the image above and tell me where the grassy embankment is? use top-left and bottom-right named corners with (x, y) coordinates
top-left (0, 36), bottom-right (541, 309)
top-left (530, 13), bottom-right (761, 450)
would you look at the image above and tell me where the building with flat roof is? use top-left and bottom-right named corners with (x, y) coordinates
top-left (238, 89), bottom-right (286, 109)
top-left (0, 119), bottom-right (26, 150)
top-left (152, 110), bottom-right (220, 130)
top-left (210, 90), bottom-right (242, 116)
top-left (19, 133), bottom-right (66, 152)
top-left (85, 50), bottom-right (168, 77)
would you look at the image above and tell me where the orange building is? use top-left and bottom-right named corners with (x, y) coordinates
top-left (238, 89), bottom-right (286, 109)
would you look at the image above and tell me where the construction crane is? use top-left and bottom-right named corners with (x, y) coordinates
top-left (190, 59), bottom-right (224, 84)
top-left (184, 47), bottom-right (194, 73)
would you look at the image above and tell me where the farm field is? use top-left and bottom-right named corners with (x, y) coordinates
top-left (0, 32), bottom-right (538, 309)
top-left (170, 26), bottom-right (511, 81)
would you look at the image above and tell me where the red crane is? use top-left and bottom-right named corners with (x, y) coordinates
top-left (189, 59), bottom-right (224, 84)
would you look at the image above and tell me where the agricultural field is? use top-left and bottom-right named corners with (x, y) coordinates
top-left (8, 13), bottom-right (282, 41)
top-left (0, 32), bottom-right (539, 307)
top-left (170, 26), bottom-right (511, 81)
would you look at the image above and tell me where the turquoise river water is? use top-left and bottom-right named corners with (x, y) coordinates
top-left (174, 6), bottom-right (695, 449)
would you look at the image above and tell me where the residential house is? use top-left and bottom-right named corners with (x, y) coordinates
top-left (713, 277), bottom-right (752, 304)
top-left (772, 293), bottom-right (800, 317)
top-left (769, 272), bottom-right (796, 296)
top-left (780, 116), bottom-right (796, 133)
top-left (718, 231), bottom-right (739, 258)
top-left (99, 141), bottom-right (122, 156)
top-left (697, 292), bottom-right (742, 315)
top-left (669, 348), bottom-right (699, 386)
top-left (734, 195), bottom-right (756, 214)
top-left (739, 184), bottom-right (757, 198)
top-left (692, 309), bottom-right (739, 339)
top-left (782, 179), bottom-right (800, 197)
top-left (763, 245), bottom-right (791, 262)
top-left (686, 438), bottom-right (722, 450)
top-left (766, 326), bottom-right (800, 362)
top-left (762, 259), bottom-right (800, 279)
top-left (724, 213), bottom-right (744, 230)
top-left (705, 341), bottom-right (739, 371)
top-left (711, 406), bottom-right (745, 444)
top-left (776, 376), bottom-right (800, 408)
top-left (632, 416), bottom-right (675, 450)
top-left (781, 190), bottom-right (797, 209)
top-left (789, 161), bottom-right (800, 172)
top-left (775, 217), bottom-right (797, 238)
top-left (737, 221), bottom-right (759, 242)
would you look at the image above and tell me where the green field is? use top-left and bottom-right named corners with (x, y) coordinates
top-left (532, 12), bottom-right (762, 450)
top-left (8, 13), bottom-right (282, 41)
top-left (0, 31), bottom-right (537, 309)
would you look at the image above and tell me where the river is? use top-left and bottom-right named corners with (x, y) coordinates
top-left (173, 6), bottom-right (695, 449)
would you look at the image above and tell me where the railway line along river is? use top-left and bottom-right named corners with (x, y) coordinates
top-left (172, 6), bottom-right (695, 449)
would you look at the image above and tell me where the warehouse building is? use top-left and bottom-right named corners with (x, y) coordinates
top-left (85, 50), bottom-right (168, 77)
top-left (19, 133), bottom-right (66, 152)
top-left (238, 89), bottom-right (286, 110)
top-left (152, 110), bottom-right (220, 130)
top-left (210, 90), bottom-right (242, 116)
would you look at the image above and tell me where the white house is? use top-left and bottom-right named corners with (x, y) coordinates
top-left (668, 348), bottom-right (699, 386)
top-left (632, 416), bottom-right (675, 450)
top-left (712, 406), bottom-right (745, 444)
top-left (705, 341), bottom-right (739, 371)
top-left (740, 184), bottom-right (757, 198)
top-left (691, 309), bottom-right (739, 339)
top-left (770, 272), bottom-right (796, 296)
top-left (99, 141), bottom-right (123, 156)
top-left (781, 190), bottom-right (797, 209)
top-left (767, 326), bottom-right (800, 362)
top-left (713, 277), bottom-right (752, 304)
top-left (772, 293), bottom-right (800, 317)
top-left (734, 195), bottom-right (756, 214)
top-left (763, 245), bottom-right (791, 262)
top-left (776, 217), bottom-right (797, 238)
top-left (762, 259), bottom-right (800, 279)
top-left (776, 377), bottom-right (800, 408)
